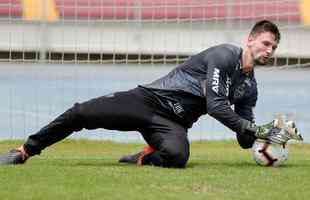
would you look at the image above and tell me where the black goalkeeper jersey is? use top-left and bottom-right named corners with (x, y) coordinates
top-left (140, 44), bottom-right (258, 133)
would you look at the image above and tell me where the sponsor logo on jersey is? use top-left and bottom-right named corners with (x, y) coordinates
top-left (168, 101), bottom-right (185, 118)
top-left (212, 68), bottom-right (220, 94)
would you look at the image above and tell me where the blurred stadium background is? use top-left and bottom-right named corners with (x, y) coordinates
top-left (0, 0), bottom-right (309, 142)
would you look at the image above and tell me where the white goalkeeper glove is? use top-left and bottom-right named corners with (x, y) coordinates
top-left (254, 118), bottom-right (303, 144)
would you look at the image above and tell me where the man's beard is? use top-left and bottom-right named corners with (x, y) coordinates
top-left (254, 57), bottom-right (269, 65)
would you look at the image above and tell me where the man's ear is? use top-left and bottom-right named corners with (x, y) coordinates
top-left (247, 34), bottom-right (256, 47)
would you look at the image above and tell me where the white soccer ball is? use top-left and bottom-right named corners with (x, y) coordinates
top-left (252, 139), bottom-right (289, 167)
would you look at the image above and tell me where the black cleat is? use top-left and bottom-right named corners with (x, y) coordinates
top-left (119, 151), bottom-right (144, 164)
top-left (119, 146), bottom-right (155, 165)
top-left (0, 147), bottom-right (28, 165)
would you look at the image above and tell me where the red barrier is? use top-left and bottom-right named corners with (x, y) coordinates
top-left (54, 0), bottom-right (300, 21)
top-left (0, 0), bottom-right (20, 3)
top-left (0, 0), bottom-right (22, 17)
top-left (0, 0), bottom-right (301, 22)
top-left (232, 0), bottom-right (300, 21)
top-left (54, 0), bottom-right (228, 19)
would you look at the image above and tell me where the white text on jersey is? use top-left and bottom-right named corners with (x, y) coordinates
top-left (212, 68), bottom-right (220, 94)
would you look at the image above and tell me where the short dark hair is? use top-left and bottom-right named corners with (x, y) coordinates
top-left (250, 20), bottom-right (281, 43)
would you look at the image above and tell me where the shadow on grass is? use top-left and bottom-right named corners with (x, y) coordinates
top-left (30, 157), bottom-right (310, 169)
top-left (187, 160), bottom-right (310, 168)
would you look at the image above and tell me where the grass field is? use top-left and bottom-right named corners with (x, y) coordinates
top-left (0, 139), bottom-right (309, 200)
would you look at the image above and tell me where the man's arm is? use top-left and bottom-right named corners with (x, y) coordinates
top-left (203, 46), bottom-right (252, 134)
top-left (234, 104), bottom-right (255, 122)
top-left (202, 45), bottom-right (302, 145)
top-left (234, 103), bottom-right (257, 148)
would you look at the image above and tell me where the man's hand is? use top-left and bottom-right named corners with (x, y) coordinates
top-left (255, 117), bottom-right (303, 144)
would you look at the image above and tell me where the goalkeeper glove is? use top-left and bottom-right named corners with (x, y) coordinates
top-left (245, 119), bottom-right (303, 144)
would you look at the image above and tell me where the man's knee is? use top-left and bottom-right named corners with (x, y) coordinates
top-left (69, 102), bottom-right (98, 130)
top-left (161, 145), bottom-right (189, 168)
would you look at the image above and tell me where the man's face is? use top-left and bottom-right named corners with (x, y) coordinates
top-left (247, 32), bottom-right (278, 65)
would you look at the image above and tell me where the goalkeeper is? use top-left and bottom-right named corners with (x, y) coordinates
top-left (0, 20), bottom-right (302, 168)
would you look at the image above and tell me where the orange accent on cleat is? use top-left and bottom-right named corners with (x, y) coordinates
top-left (143, 146), bottom-right (155, 154)
top-left (137, 146), bottom-right (156, 166)
top-left (16, 145), bottom-right (29, 161)
top-left (118, 146), bottom-right (156, 166)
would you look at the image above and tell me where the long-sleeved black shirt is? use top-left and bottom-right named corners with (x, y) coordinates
top-left (140, 44), bottom-right (257, 133)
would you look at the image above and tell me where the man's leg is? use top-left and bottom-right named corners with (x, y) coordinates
top-left (120, 114), bottom-right (190, 168)
top-left (0, 88), bottom-right (154, 164)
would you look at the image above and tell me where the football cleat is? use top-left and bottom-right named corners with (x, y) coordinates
top-left (0, 146), bottom-right (29, 165)
top-left (119, 146), bottom-right (155, 166)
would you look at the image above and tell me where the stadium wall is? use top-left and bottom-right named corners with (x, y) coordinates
top-left (0, 0), bottom-right (309, 64)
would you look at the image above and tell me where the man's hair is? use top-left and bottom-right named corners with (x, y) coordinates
top-left (250, 20), bottom-right (281, 43)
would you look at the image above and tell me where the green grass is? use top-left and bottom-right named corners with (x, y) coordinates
top-left (0, 139), bottom-right (309, 200)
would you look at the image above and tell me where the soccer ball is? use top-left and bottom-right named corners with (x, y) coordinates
top-left (252, 139), bottom-right (289, 167)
